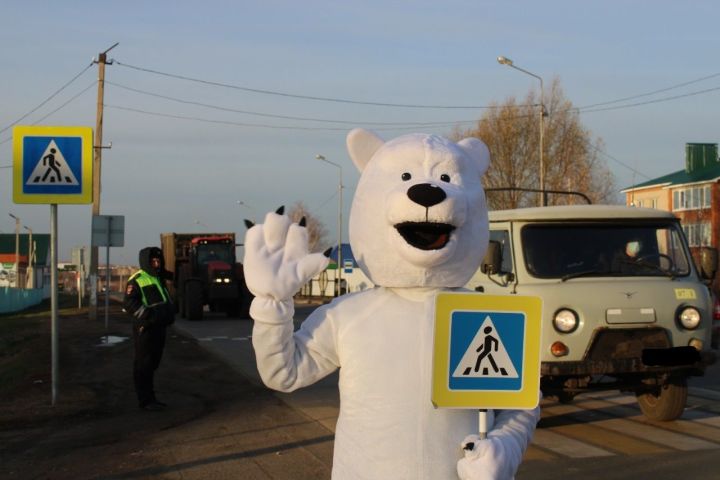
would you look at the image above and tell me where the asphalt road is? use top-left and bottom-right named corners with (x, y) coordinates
top-left (173, 305), bottom-right (720, 480)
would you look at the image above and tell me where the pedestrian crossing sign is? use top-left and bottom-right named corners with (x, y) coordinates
top-left (13, 126), bottom-right (93, 204)
top-left (432, 292), bottom-right (542, 409)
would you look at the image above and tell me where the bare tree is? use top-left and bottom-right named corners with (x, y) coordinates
top-left (287, 201), bottom-right (329, 253)
top-left (453, 78), bottom-right (616, 210)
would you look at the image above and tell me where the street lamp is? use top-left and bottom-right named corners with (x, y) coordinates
top-left (316, 154), bottom-right (343, 297)
top-left (9, 213), bottom-right (20, 288)
top-left (497, 55), bottom-right (546, 206)
top-left (24, 225), bottom-right (33, 288)
top-left (236, 200), bottom-right (257, 222)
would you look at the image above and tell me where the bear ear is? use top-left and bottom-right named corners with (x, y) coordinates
top-left (457, 137), bottom-right (490, 176)
top-left (347, 128), bottom-right (385, 172)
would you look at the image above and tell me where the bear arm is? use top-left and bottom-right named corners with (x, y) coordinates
top-left (251, 297), bottom-right (339, 393)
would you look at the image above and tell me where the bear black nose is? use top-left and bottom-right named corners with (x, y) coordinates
top-left (407, 183), bottom-right (447, 208)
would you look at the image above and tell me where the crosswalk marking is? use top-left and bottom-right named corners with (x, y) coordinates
top-left (532, 428), bottom-right (615, 458)
top-left (529, 392), bottom-right (720, 460)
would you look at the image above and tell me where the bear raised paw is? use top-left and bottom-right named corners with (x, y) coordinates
top-left (244, 129), bottom-right (540, 479)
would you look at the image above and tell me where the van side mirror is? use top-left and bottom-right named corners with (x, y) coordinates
top-left (481, 240), bottom-right (502, 275)
top-left (700, 247), bottom-right (718, 280)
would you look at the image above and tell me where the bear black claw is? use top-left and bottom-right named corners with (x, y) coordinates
top-left (276, 206), bottom-right (285, 215)
top-left (299, 216), bottom-right (307, 227)
top-left (323, 247), bottom-right (333, 258)
top-left (244, 219), bottom-right (254, 229)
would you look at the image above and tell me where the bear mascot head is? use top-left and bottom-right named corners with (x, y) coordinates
top-left (346, 128), bottom-right (490, 288)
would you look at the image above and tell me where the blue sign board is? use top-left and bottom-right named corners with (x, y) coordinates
top-left (13, 126), bottom-right (93, 204)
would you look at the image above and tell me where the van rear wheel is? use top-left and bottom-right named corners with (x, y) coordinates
top-left (636, 377), bottom-right (687, 421)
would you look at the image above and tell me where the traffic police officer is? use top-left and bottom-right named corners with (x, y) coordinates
top-left (123, 246), bottom-right (175, 411)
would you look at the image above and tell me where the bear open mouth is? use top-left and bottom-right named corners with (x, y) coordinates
top-left (395, 222), bottom-right (455, 250)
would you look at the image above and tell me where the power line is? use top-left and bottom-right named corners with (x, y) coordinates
top-left (0, 81), bottom-right (97, 146)
top-left (583, 138), bottom-right (650, 180)
top-left (0, 63), bottom-right (93, 136)
top-left (115, 60), bottom-right (497, 110)
top-left (106, 81), bottom-right (480, 126)
top-left (104, 104), bottom-right (476, 132)
top-left (577, 72), bottom-right (720, 110)
top-left (577, 85), bottom-right (720, 114)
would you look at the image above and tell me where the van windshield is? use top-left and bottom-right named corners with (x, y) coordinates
top-left (521, 222), bottom-right (691, 279)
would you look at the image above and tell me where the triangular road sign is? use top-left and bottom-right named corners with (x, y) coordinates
top-left (452, 315), bottom-right (519, 379)
top-left (25, 140), bottom-right (79, 186)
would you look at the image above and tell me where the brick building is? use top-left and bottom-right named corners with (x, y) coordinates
top-left (622, 143), bottom-right (720, 291)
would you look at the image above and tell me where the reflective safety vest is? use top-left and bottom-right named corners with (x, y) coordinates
top-left (129, 270), bottom-right (169, 307)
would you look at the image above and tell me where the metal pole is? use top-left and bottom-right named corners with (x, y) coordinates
top-left (497, 56), bottom-right (546, 206)
top-left (9, 213), bottom-right (20, 287)
top-left (316, 155), bottom-right (343, 297)
top-left (24, 226), bottom-right (33, 288)
top-left (105, 218), bottom-right (111, 335)
top-left (479, 409), bottom-right (488, 440)
top-left (50, 204), bottom-right (58, 406)
top-left (90, 43), bottom-right (117, 321)
top-left (539, 77), bottom-right (546, 207)
top-left (337, 170), bottom-right (343, 297)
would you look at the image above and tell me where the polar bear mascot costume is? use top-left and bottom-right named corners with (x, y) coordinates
top-left (244, 128), bottom-right (540, 479)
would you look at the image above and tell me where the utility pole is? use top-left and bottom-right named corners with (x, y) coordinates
top-left (89, 43), bottom-right (117, 321)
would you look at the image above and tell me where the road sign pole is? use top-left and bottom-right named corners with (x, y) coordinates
top-left (50, 204), bottom-right (58, 406)
top-left (478, 409), bottom-right (487, 440)
top-left (104, 217), bottom-right (111, 335)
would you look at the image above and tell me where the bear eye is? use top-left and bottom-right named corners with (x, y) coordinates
top-left (401, 172), bottom-right (412, 181)
top-left (440, 174), bottom-right (451, 182)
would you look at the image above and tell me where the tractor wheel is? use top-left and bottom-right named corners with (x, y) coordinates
top-left (185, 281), bottom-right (204, 321)
top-left (636, 376), bottom-right (687, 421)
top-left (178, 293), bottom-right (186, 318)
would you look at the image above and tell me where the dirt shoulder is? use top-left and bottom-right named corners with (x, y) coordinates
top-left (0, 297), bottom-right (333, 479)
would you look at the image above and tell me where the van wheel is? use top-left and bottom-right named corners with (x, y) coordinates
top-left (636, 377), bottom-right (687, 421)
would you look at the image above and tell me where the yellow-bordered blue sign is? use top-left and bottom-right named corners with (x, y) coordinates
top-left (432, 292), bottom-right (542, 409)
top-left (13, 126), bottom-right (93, 204)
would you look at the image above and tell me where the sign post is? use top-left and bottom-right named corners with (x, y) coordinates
top-left (433, 292), bottom-right (542, 438)
top-left (13, 125), bottom-right (93, 406)
top-left (91, 215), bottom-right (125, 334)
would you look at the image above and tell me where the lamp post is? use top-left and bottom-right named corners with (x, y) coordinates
top-left (23, 225), bottom-right (33, 289)
top-left (497, 55), bottom-right (546, 206)
top-left (236, 200), bottom-right (257, 222)
top-left (9, 213), bottom-right (20, 288)
top-left (316, 154), bottom-right (343, 297)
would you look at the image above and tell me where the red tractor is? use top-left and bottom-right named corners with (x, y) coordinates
top-left (160, 232), bottom-right (251, 320)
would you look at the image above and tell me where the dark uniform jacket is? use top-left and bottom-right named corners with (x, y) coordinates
top-left (123, 247), bottom-right (175, 328)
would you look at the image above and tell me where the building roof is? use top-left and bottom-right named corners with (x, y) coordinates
top-left (326, 243), bottom-right (357, 269)
top-left (0, 234), bottom-right (51, 266)
top-left (623, 164), bottom-right (720, 192)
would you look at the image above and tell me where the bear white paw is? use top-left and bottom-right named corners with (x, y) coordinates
top-left (244, 207), bottom-right (329, 301)
top-left (457, 434), bottom-right (515, 480)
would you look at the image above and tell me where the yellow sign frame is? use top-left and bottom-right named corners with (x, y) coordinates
top-left (432, 292), bottom-right (542, 409)
top-left (13, 126), bottom-right (93, 204)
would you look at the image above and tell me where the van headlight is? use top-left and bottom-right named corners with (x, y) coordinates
top-left (553, 309), bottom-right (579, 333)
top-left (677, 306), bottom-right (701, 330)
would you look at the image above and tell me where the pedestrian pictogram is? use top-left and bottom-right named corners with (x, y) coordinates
top-left (453, 316), bottom-right (518, 378)
top-left (13, 126), bottom-right (93, 204)
top-left (26, 140), bottom-right (79, 185)
top-left (432, 292), bottom-right (542, 410)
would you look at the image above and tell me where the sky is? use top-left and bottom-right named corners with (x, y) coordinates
top-left (1, 0), bottom-right (719, 266)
